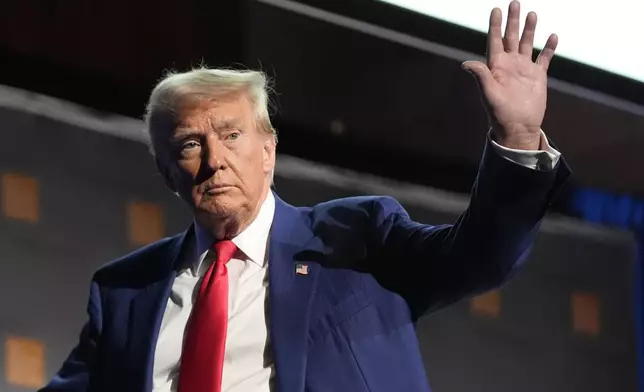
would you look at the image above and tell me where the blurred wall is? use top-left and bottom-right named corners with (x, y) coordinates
top-left (0, 91), bottom-right (637, 391)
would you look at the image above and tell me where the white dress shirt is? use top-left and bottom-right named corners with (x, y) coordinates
top-left (152, 192), bottom-right (276, 392)
top-left (150, 131), bottom-right (560, 392)
top-left (491, 131), bottom-right (560, 170)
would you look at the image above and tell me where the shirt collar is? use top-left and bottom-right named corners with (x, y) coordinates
top-left (193, 191), bottom-right (275, 270)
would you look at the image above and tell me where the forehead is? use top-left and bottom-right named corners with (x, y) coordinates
top-left (177, 93), bottom-right (254, 128)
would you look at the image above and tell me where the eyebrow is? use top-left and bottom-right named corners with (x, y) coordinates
top-left (173, 119), bottom-right (243, 139)
top-left (210, 119), bottom-right (243, 130)
top-left (171, 129), bottom-right (203, 142)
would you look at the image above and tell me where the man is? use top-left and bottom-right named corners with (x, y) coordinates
top-left (42, 2), bottom-right (569, 391)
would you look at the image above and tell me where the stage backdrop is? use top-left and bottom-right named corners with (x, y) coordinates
top-left (0, 86), bottom-right (637, 391)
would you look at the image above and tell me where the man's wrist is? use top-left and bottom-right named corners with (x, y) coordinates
top-left (491, 126), bottom-right (542, 150)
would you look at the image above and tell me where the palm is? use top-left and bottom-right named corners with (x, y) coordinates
top-left (463, 1), bottom-right (558, 149)
top-left (486, 50), bottom-right (547, 131)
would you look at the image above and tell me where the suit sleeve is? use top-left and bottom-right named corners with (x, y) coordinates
top-left (39, 280), bottom-right (102, 392)
top-left (371, 137), bottom-right (570, 318)
top-left (489, 130), bottom-right (560, 170)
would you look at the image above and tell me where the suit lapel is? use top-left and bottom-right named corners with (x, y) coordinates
top-left (269, 194), bottom-right (324, 392)
top-left (126, 228), bottom-right (193, 392)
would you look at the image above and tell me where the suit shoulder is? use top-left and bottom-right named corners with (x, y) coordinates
top-left (92, 233), bottom-right (182, 285)
top-left (306, 195), bottom-right (406, 221)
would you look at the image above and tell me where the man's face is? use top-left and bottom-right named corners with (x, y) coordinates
top-left (154, 93), bottom-right (276, 230)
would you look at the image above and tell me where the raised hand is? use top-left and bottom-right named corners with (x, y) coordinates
top-left (462, 1), bottom-right (558, 150)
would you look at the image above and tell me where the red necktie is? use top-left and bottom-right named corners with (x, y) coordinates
top-left (179, 240), bottom-right (238, 392)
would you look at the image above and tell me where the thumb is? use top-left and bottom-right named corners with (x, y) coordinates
top-left (461, 61), bottom-right (493, 86)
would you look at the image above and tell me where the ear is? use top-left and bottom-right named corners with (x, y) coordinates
top-left (156, 156), bottom-right (177, 193)
top-left (262, 134), bottom-right (277, 175)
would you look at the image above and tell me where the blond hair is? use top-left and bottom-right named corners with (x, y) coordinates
top-left (144, 67), bottom-right (276, 155)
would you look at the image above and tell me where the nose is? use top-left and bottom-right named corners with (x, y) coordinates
top-left (204, 135), bottom-right (224, 171)
top-left (195, 135), bottom-right (223, 183)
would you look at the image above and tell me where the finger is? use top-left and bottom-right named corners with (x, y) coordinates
top-left (536, 33), bottom-right (559, 71)
top-left (462, 61), bottom-right (494, 87)
top-left (487, 7), bottom-right (504, 58)
top-left (519, 11), bottom-right (537, 57)
top-left (503, 0), bottom-right (521, 53)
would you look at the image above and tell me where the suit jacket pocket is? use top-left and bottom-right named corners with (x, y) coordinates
top-left (309, 289), bottom-right (373, 341)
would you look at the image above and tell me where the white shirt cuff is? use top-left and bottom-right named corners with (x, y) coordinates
top-left (489, 130), bottom-right (561, 170)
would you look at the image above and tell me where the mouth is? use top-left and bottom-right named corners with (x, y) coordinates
top-left (205, 185), bottom-right (233, 195)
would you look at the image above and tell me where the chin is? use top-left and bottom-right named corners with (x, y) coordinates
top-left (196, 194), bottom-right (241, 218)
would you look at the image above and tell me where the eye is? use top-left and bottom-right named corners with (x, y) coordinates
top-left (181, 141), bottom-right (200, 150)
top-left (225, 132), bottom-right (241, 141)
top-left (177, 140), bottom-right (201, 158)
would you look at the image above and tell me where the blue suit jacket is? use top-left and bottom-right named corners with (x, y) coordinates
top-left (42, 142), bottom-right (569, 392)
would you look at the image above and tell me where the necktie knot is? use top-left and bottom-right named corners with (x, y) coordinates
top-left (213, 240), bottom-right (237, 265)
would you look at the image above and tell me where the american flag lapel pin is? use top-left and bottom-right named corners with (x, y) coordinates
top-left (295, 263), bottom-right (309, 276)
